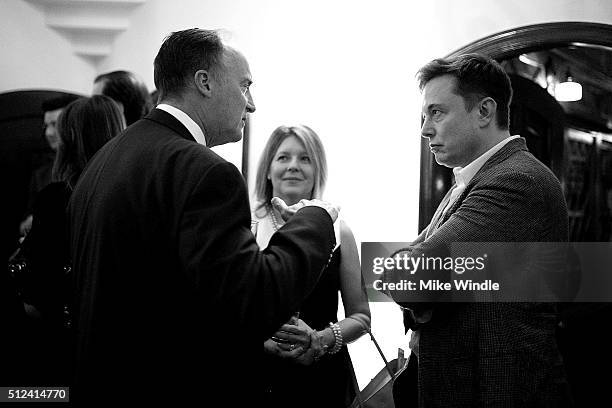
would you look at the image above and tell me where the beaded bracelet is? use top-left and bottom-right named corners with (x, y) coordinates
top-left (328, 322), bottom-right (343, 354)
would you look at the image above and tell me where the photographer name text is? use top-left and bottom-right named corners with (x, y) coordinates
top-left (373, 279), bottom-right (499, 291)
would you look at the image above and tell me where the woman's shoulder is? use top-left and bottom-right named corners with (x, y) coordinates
top-left (333, 218), bottom-right (349, 249)
top-left (337, 217), bottom-right (359, 249)
top-left (338, 218), bottom-right (351, 233)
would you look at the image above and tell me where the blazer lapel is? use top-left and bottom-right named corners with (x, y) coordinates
top-left (144, 108), bottom-right (197, 143)
top-left (426, 185), bottom-right (456, 239)
top-left (438, 137), bottom-right (529, 225)
top-left (470, 137), bottom-right (528, 184)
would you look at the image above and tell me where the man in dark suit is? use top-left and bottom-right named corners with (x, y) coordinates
top-left (68, 29), bottom-right (338, 405)
top-left (391, 54), bottom-right (571, 407)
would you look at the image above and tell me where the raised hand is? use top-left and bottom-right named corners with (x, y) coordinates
top-left (271, 197), bottom-right (339, 223)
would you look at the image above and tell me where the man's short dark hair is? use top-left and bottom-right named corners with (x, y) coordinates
top-left (153, 28), bottom-right (225, 101)
top-left (417, 53), bottom-right (513, 129)
top-left (41, 94), bottom-right (80, 113)
top-left (94, 70), bottom-right (152, 126)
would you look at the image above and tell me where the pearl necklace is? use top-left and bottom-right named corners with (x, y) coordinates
top-left (268, 205), bottom-right (281, 231)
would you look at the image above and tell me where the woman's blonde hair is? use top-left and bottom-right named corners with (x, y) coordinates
top-left (254, 125), bottom-right (327, 211)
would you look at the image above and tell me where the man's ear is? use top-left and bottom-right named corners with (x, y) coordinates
top-left (477, 97), bottom-right (497, 127)
top-left (194, 69), bottom-right (212, 97)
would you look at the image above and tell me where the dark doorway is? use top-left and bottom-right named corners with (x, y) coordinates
top-left (417, 22), bottom-right (612, 407)
top-left (0, 90), bottom-right (82, 261)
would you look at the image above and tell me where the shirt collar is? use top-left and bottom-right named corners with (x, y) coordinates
top-left (453, 135), bottom-right (520, 187)
top-left (156, 103), bottom-right (207, 146)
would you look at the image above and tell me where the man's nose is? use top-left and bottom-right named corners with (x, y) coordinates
top-left (246, 91), bottom-right (256, 113)
top-left (421, 118), bottom-right (434, 139)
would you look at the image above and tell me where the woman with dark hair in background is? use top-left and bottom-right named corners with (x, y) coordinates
top-left (19, 94), bottom-right (80, 238)
top-left (93, 70), bottom-right (152, 126)
top-left (17, 95), bottom-right (125, 384)
top-left (252, 125), bottom-right (370, 408)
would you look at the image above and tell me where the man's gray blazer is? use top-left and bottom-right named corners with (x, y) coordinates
top-left (400, 137), bottom-right (571, 407)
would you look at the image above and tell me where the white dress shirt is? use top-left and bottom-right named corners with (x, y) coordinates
top-left (156, 103), bottom-right (207, 146)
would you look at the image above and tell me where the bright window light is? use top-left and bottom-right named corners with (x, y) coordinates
top-left (555, 77), bottom-right (582, 102)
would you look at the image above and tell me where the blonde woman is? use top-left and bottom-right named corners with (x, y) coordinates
top-left (252, 125), bottom-right (370, 407)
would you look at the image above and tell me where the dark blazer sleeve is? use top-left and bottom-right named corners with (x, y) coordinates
top-left (19, 182), bottom-right (70, 317)
top-left (178, 161), bottom-right (335, 340)
top-left (389, 171), bottom-right (545, 306)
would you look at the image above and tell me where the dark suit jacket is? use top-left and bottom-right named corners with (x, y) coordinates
top-left (20, 182), bottom-right (71, 324)
top-left (68, 109), bottom-right (336, 405)
top-left (400, 138), bottom-right (571, 407)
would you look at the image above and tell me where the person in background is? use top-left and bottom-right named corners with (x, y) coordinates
top-left (18, 95), bottom-right (125, 385)
top-left (150, 89), bottom-right (160, 105)
top-left (19, 95), bottom-right (80, 238)
top-left (252, 125), bottom-right (371, 408)
top-left (92, 70), bottom-right (152, 126)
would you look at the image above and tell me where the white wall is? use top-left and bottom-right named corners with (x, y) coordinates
top-left (96, 0), bottom-right (612, 241)
top-left (0, 0), bottom-right (96, 94)
top-left (3, 0), bottom-right (612, 388)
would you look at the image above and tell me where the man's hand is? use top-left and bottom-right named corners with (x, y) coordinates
top-left (271, 197), bottom-right (339, 223)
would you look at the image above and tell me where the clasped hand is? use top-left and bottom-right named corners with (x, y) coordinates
top-left (264, 318), bottom-right (324, 366)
